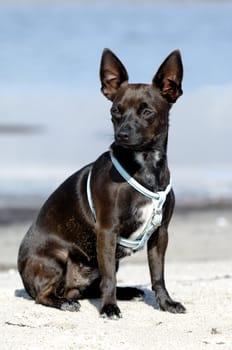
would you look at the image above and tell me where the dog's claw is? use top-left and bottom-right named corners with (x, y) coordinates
top-left (100, 304), bottom-right (122, 319)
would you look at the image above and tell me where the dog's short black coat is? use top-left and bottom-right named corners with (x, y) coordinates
top-left (18, 49), bottom-right (185, 318)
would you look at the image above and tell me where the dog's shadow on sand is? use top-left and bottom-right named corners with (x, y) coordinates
top-left (15, 289), bottom-right (32, 300)
top-left (15, 286), bottom-right (159, 312)
top-left (142, 287), bottom-right (160, 310)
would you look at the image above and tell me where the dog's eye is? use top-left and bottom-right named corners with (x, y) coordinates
top-left (111, 106), bottom-right (121, 119)
top-left (142, 108), bottom-right (153, 117)
top-left (138, 103), bottom-right (155, 121)
top-left (141, 108), bottom-right (155, 121)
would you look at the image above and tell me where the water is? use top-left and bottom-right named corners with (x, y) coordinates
top-left (0, 2), bottom-right (232, 204)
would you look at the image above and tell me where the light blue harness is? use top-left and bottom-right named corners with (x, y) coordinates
top-left (87, 151), bottom-right (172, 253)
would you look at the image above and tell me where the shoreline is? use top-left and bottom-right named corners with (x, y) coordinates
top-left (1, 198), bottom-right (232, 226)
top-left (0, 206), bottom-right (231, 271)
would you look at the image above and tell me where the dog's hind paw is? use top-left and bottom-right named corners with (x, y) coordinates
top-left (60, 298), bottom-right (81, 312)
top-left (100, 304), bottom-right (122, 320)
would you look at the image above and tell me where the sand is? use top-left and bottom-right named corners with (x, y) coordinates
top-left (1, 261), bottom-right (232, 350)
top-left (0, 208), bottom-right (232, 349)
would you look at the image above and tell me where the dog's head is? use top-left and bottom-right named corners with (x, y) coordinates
top-left (100, 49), bottom-right (183, 150)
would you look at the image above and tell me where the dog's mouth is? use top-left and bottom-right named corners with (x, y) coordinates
top-left (114, 139), bottom-right (153, 151)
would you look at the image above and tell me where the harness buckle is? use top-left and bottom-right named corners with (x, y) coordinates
top-left (151, 211), bottom-right (162, 227)
top-left (151, 192), bottom-right (166, 227)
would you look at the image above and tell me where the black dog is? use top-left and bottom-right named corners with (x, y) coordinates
top-left (18, 49), bottom-right (185, 319)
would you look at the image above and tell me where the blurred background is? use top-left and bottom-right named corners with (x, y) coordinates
top-left (0, 0), bottom-right (231, 267)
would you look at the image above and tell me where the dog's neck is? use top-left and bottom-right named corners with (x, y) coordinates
top-left (111, 133), bottom-right (170, 192)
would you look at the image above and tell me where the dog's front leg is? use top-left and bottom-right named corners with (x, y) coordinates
top-left (148, 225), bottom-right (186, 313)
top-left (97, 227), bottom-right (122, 319)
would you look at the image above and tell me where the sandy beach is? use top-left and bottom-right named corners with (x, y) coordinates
top-left (0, 1), bottom-right (232, 348)
top-left (0, 207), bottom-right (231, 350)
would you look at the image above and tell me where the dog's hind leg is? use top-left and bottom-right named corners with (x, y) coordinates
top-left (80, 283), bottom-right (144, 302)
top-left (20, 249), bottom-right (82, 312)
top-left (114, 261), bottom-right (144, 300)
top-left (36, 285), bottom-right (81, 312)
top-left (80, 281), bottom-right (144, 301)
top-left (116, 287), bottom-right (144, 300)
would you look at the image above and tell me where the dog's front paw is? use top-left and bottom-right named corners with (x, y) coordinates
top-left (160, 299), bottom-right (186, 314)
top-left (100, 304), bottom-right (122, 319)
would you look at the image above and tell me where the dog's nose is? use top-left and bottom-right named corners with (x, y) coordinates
top-left (116, 130), bottom-right (129, 141)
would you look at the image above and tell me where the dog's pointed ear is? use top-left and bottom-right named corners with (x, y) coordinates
top-left (100, 49), bottom-right (129, 101)
top-left (152, 50), bottom-right (183, 103)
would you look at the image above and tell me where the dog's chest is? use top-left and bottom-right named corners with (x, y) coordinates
top-left (129, 201), bottom-right (153, 240)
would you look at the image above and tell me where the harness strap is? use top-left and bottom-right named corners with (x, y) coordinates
top-left (87, 151), bottom-right (172, 252)
top-left (110, 151), bottom-right (172, 201)
top-left (87, 169), bottom-right (96, 221)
